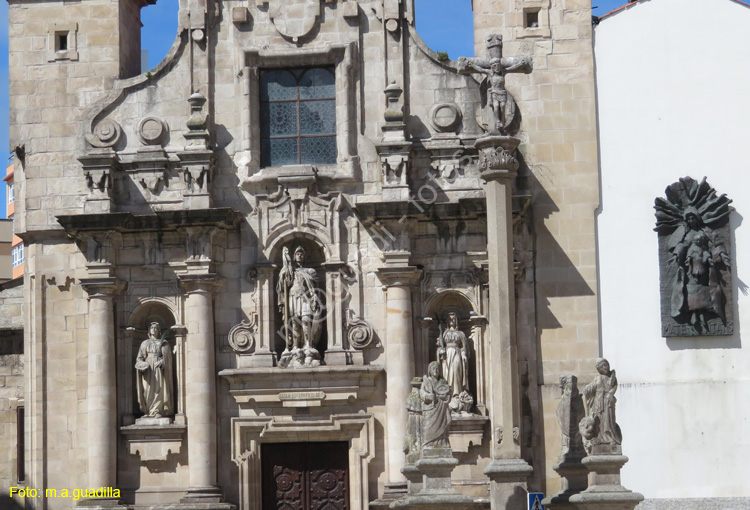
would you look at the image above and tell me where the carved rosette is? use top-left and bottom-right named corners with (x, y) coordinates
top-left (228, 316), bottom-right (258, 354)
top-left (346, 311), bottom-right (374, 350)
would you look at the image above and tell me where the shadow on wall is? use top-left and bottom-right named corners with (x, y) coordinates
top-left (0, 495), bottom-right (24, 509)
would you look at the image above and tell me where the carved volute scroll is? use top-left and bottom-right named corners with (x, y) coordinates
top-left (654, 176), bottom-right (734, 336)
top-left (346, 310), bottom-right (374, 350)
top-left (228, 315), bottom-right (258, 354)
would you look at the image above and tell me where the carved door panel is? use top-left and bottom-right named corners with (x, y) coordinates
top-left (262, 442), bottom-right (349, 510)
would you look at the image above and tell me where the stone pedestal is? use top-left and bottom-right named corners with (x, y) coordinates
top-left (391, 449), bottom-right (476, 510)
top-left (542, 457), bottom-right (588, 510)
top-left (476, 134), bottom-right (533, 510)
top-left (568, 455), bottom-right (644, 510)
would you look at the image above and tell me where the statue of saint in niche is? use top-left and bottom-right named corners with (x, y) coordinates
top-left (654, 177), bottom-right (733, 335)
top-left (135, 322), bottom-right (174, 420)
top-left (437, 312), bottom-right (473, 415)
top-left (579, 358), bottom-right (621, 454)
top-left (277, 245), bottom-right (324, 367)
top-left (457, 34), bottom-right (532, 136)
top-left (420, 361), bottom-right (452, 451)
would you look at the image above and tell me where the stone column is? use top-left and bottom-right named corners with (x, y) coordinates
top-left (179, 274), bottom-right (223, 502)
top-left (81, 277), bottom-right (124, 498)
top-left (476, 136), bottom-right (533, 509)
top-left (377, 252), bottom-right (421, 489)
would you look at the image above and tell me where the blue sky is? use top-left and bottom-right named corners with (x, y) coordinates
top-left (0, 0), bottom-right (626, 217)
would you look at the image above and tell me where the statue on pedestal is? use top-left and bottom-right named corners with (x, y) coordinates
top-left (579, 358), bottom-right (621, 454)
top-left (135, 322), bottom-right (174, 419)
top-left (437, 312), bottom-right (473, 415)
top-left (457, 34), bottom-right (532, 136)
top-left (420, 361), bottom-right (452, 450)
top-left (277, 245), bottom-right (324, 367)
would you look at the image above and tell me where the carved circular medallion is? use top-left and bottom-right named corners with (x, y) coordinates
top-left (228, 319), bottom-right (256, 354)
top-left (429, 103), bottom-right (462, 132)
top-left (318, 472), bottom-right (338, 491)
top-left (91, 119), bottom-right (122, 148)
top-left (275, 473), bottom-right (294, 492)
top-left (138, 117), bottom-right (168, 146)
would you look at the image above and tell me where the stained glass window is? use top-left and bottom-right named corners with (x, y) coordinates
top-left (260, 67), bottom-right (337, 167)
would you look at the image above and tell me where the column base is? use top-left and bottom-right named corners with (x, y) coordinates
top-left (483, 458), bottom-right (533, 510)
top-left (77, 498), bottom-right (126, 509)
top-left (181, 486), bottom-right (225, 504)
top-left (369, 482), bottom-right (408, 510)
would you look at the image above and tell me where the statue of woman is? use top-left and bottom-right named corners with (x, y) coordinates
top-left (437, 312), bottom-right (473, 414)
top-left (420, 361), bottom-right (452, 450)
top-left (135, 322), bottom-right (174, 419)
top-left (581, 358), bottom-right (621, 452)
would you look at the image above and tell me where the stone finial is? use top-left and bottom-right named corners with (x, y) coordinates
top-left (185, 92), bottom-right (209, 151)
top-left (384, 81), bottom-right (404, 123)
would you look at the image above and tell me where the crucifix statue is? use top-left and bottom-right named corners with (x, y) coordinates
top-left (457, 34), bottom-right (532, 135)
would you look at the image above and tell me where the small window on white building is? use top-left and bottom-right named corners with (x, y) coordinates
top-left (12, 243), bottom-right (23, 268)
top-left (8, 182), bottom-right (14, 205)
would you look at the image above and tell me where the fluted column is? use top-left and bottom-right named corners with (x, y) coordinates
top-left (81, 278), bottom-right (125, 494)
top-left (180, 274), bottom-right (223, 502)
top-left (476, 135), bottom-right (533, 509)
top-left (377, 252), bottom-right (421, 486)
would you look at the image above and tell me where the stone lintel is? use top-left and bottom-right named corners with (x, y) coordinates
top-left (219, 365), bottom-right (384, 408)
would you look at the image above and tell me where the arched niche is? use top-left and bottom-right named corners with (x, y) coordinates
top-left (119, 300), bottom-right (183, 426)
top-left (270, 236), bottom-right (330, 362)
top-left (418, 290), bottom-right (482, 414)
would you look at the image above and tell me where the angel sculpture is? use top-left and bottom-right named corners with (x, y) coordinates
top-left (277, 245), bottom-right (324, 367)
top-left (654, 177), bottom-right (733, 335)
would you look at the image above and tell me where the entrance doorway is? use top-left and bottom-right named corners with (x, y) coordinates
top-left (262, 441), bottom-right (349, 510)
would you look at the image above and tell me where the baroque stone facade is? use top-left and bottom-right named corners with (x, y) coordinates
top-left (6, 0), bottom-right (602, 509)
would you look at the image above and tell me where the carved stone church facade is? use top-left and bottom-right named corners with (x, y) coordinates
top-left (6, 0), bottom-right (603, 509)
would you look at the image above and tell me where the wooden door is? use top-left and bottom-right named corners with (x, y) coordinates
top-left (262, 442), bottom-right (349, 510)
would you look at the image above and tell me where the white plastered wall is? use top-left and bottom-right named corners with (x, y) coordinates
top-left (595, 0), bottom-right (750, 498)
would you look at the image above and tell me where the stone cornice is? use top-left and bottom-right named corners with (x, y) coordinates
top-left (376, 266), bottom-right (422, 287)
top-left (177, 273), bottom-right (222, 294)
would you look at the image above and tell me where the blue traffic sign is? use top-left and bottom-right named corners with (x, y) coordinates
top-left (528, 492), bottom-right (545, 510)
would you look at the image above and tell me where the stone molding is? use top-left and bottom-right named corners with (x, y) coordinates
top-left (120, 423), bottom-right (186, 463)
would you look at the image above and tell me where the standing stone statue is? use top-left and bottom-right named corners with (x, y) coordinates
top-left (277, 245), bottom-right (324, 367)
top-left (579, 358), bottom-right (621, 454)
top-left (557, 375), bottom-right (586, 461)
top-left (403, 377), bottom-right (423, 465)
top-left (457, 34), bottom-right (532, 135)
top-left (437, 312), bottom-right (473, 415)
top-left (655, 177), bottom-right (733, 336)
top-left (420, 361), bottom-right (452, 450)
top-left (135, 322), bottom-right (174, 419)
